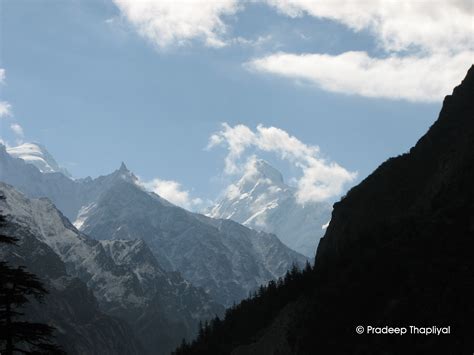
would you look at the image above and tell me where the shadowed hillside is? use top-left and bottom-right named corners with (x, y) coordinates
top-left (174, 65), bottom-right (474, 354)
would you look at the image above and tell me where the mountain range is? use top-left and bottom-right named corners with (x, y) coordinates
top-left (0, 182), bottom-right (223, 354)
top-left (0, 148), bottom-right (307, 306)
top-left (0, 139), bottom-right (311, 352)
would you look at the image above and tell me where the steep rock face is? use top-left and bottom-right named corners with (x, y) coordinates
top-left (298, 63), bottom-right (474, 354)
top-left (78, 180), bottom-right (308, 306)
top-left (317, 65), bottom-right (474, 267)
top-left (177, 66), bottom-right (474, 354)
top-left (0, 183), bottom-right (223, 355)
top-left (208, 159), bottom-right (331, 257)
top-left (0, 204), bottom-right (142, 354)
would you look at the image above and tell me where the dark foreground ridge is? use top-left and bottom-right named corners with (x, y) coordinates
top-left (175, 65), bottom-right (474, 354)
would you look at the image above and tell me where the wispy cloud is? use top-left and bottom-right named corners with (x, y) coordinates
top-left (232, 35), bottom-right (274, 48)
top-left (142, 177), bottom-right (203, 210)
top-left (10, 123), bottom-right (24, 144)
top-left (0, 68), bottom-right (12, 118)
top-left (208, 123), bottom-right (356, 203)
top-left (0, 101), bottom-right (12, 118)
top-left (1, 68), bottom-right (23, 146)
top-left (112, 0), bottom-right (240, 48)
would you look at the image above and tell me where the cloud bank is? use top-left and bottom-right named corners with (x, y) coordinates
top-left (250, 0), bottom-right (474, 102)
top-left (112, 1), bottom-right (473, 102)
top-left (208, 123), bottom-right (356, 203)
top-left (265, 0), bottom-right (473, 54)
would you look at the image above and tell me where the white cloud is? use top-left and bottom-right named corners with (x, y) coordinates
top-left (112, 0), bottom-right (240, 48)
top-left (264, 0), bottom-right (474, 54)
top-left (207, 123), bottom-right (255, 174)
top-left (142, 177), bottom-right (203, 210)
top-left (232, 35), bottom-right (274, 48)
top-left (0, 101), bottom-right (12, 118)
top-left (250, 1), bottom-right (474, 102)
top-left (10, 123), bottom-right (24, 145)
top-left (247, 51), bottom-right (474, 102)
top-left (0, 69), bottom-right (12, 118)
top-left (10, 123), bottom-right (24, 138)
top-left (208, 123), bottom-right (356, 203)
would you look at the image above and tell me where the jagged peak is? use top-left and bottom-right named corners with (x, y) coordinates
top-left (118, 161), bottom-right (129, 172)
top-left (108, 161), bottom-right (141, 187)
top-left (241, 158), bottom-right (284, 185)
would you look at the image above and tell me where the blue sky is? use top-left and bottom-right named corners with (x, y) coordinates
top-left (1, 0), bottom-right (472, 209)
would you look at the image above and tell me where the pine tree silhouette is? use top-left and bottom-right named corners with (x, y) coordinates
top-left (0, 196), bottom-right (64, 355)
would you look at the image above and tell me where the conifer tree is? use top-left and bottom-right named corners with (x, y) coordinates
top-left (0, 196), bottom-right (64, 354)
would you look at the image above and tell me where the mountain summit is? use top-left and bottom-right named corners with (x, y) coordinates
top-left (250, 159), bottom-right (284, 184)
top-left (208, 158), bottom-right (332, 257)
top-left (6, 142), bottom-right (71, 177)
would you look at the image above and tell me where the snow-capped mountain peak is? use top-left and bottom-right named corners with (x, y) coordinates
top-left (209, 159), bottom-right (332, 257)
top-left (209, 159), bottom-right (292, 220)
top-left (221, 159), bottom-right (288, 203)
top-left (243, 159), bottom-right (284, 185)
top-left (6, 142), bottom-right (71, 177)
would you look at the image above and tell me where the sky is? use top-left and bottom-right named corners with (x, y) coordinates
top-left (0, 0), bottom-right (472, 210)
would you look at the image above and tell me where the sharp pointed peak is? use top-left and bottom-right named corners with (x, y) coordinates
top-left (111, 161), bottom-right (139, 184)
top-left (118, 161), bottom-right (129, 172)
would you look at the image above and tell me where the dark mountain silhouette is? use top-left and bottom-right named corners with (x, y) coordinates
top-left (175, 65), bottom-right (474, 354)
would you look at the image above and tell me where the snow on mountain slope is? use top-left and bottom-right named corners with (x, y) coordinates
top-left (7, 142), bottom-right (71, 177)
top-left (208, 159), bottom-right (332, 257)
top-left (0, 144), bottom-right (139, 221)
top-left (0, 182), bottom-right (223, 354)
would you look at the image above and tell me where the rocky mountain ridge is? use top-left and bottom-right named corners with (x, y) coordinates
top-left (0, 145), bottom-right (307, 307)
top-left (0, 182), bottom-right (223, 354)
